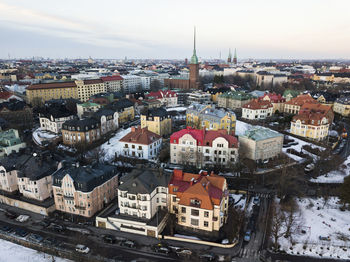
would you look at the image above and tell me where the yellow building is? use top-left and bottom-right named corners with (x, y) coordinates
top-left (141, 107), bottom-right (171, 136)
top-left (107, 98), bottom-right (135, 124)
top-left (75, 79), bottom-right (106, 102)
top-left (290, 113), bottom-right (329, 141)
top-left (186, 103), bottom-right (236, 134)
top-left (312, 74), bottom-right (334, 82)
top-left (26, 81), bottom-right (78, 105)
top-left (333, 97), bottom-right (350, 117)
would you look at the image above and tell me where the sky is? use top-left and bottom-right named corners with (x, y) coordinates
top-left (0, 0), bottom-right (349, 60)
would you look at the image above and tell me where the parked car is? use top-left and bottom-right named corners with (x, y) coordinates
top-left (154, 246), bottom-right (170, 254)
top-left (304, 163), bottom-right (315, 173)
top-left (176, 249), bottom-right (192, 257)
top-left (37, 220), bottom-right (50, 228)
top-left (16, 215), bottom-right (30, 223)
top-left (120, 240), bottom-right (135, 248)
top-left (168, 246), bottom-right (182, 252)
top-left (244, 230), bottom-right (251, 242)
top-left (103, 234), bottom-right (116, 244)
top-left (253, 196), bottom-right (260, 206)
top-left (75, 244), bottom-right (90, 254)
top-left (14, 228), bottom-right (28, 237)
top-left (49, 223), bottom-right (64, 232)
top-left (28, 233), bottom-right (44, 243)
top-left (199, 253), bottom-right (216, 261)
top-left (5, 211), bottom-right (17, 219)
top-left (289, 142), bottom-right (299, 146)
top-left (43, 237), bottom-right (61, 246)
top-left (319, 236), bottom-right (330, 241)
top-left (0, 225), bottom-right (12, 232)
top-left (221, 239), bottom-right (229, 244)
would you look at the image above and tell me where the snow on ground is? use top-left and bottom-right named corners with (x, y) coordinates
top-left (236, 120), bottom-right (254, 136)
top-left (166, 106), bottom-right (187, 112)
top-left (246, 197), bottom-right (255, 215)
top-left (0, 238), bottom-right (70, 262)
top-left (100, 128), bottom-right (131, 161)
top-left (310, 155), bottom-right (350, 184)
top-left (230, 194), bottom-right (246, 211)
top-left (174, 234), bottom-right (201, 240)
top-left (32, 128), bottom-right (58, 146)
top-left (278, 197), bottom-right (350, 260)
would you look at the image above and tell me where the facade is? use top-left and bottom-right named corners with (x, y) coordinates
top-left (218, 91), bottom-right (253, 110)
top-left (299, 103), bottom-right (334, 124)
top-left (119, 126), bottom-right (162, 160)
top-left (168, 170), bottom-right (229, 233)
top-left (52, 163), bottom-right (119, 217)
top-left (96, 168), bottom-right (171, 237)
top-left (101, 75), bottom-right (123, 92)
top-left (333, 96), bottom-right (350, 117)
top-left (146, 90), bottom-right (178, 107)
top-left (187, 91), bottom-right (212, 105)
top-left (107, 98), bottom-right (135, 124)
top-left (26, 81), bottom-right (78, 104)
top-left (121, 75), bottom-right (142, 93)
top-left (186, 104), bottom-right (236, 134)
top-left (170, 127), bottom-right (239, 167)
top-left (260, 93), bottom-right (286, 113)
top-left (0, 101), bottom-right (33, 128)
top-left (140, 107), bottom-right (172, 137)
top-left (242, 99), bottom-right (274, 120)
top-left (92, 109), bottom-right (119, 135)
top-left (62, 118), bottom-right (100, 146)
top-left (75, 79), bottom-right (106, 102)
top-left (239, 127), bottom-right (283, 161)
top-left (0, 129), bottom-right (26, 157)
top-left (77, 102), bottom-right (101, 119)
top-left (39, 108), bottom-right (75, 134)
top-left (283, 94), bottom-right (318, 115)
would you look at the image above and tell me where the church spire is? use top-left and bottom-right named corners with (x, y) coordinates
top-left (233, 48), bottom-right (237, 64)
top-left (228, 48), bottom-right (232, 63)
top-left (190, 27), bottom-right (199, 65)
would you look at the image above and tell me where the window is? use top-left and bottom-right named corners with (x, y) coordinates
top-left (204, 211), bottom-right (209, 218)
top-left (191, 209), bottom-right (199, 216)
top-left (181, 216), bottom-right (186, 223)
top-left (204, 221), bottom-right (209, 227)
top-left (191, 218), bottom-right (199, 226)
top-left (172, 196), bottom-right (176, 202)
top-left (181, 207), bottom-right (186, 213)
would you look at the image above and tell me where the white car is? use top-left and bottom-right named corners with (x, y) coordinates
top-left (75, 244), bottom-right (90, 254)
top-left (16, 215), bottom-right (30, 223)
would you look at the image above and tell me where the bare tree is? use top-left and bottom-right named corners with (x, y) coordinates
top-left (270, 202), bottom-right (286, 251)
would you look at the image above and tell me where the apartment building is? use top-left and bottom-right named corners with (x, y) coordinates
top-left (242, 99), bottom-right (274, 120)
top-left (119, 126), bottom-right (162, 160)
top-left (62, 118), bottom-right (100, 146)
top-left (39, 107), bottom-right (75, 134)
top-left (75, 79), bottom-right (106, 102)
top-left (187, 91), bottom-right (212, 105)
top-left (92, 108), bottom-right (119, 135)
top-left (170, 127), bottom-right (239, 167)
top-left (101, 75), bottom-right (123, 92)
top-left (238, 127), bottom-right (283, 162)
top-left (218, 91), bottom-right (253, 110)
top-left (77, 102), bottom-right (101, 118)
top-left (107, 98), bottom-right (135, 124)
top-left (146, 90), bottom-right (178, 107)
top-left (52, 162), bottom-right (119, 217)
top-left (283, 94), bottom-right (318, 115)
top-left (186, 103), bottom-right (236, 134)
top-left (260, 93), bottom-right (286, 113)
top-left (96, 168), bottom-right (171, 237)
top-left (333, 96), bottom-right (350, 117)
top-left (0, 129), bottom-right (26, 158)
top-left (141, 107), bottom-right (172, 137)
top-left (0, 100), bottom-right (33, 128)
top-left (168, 170), bottom-right (229, 234)
top-left (122, 75), bottom-right (142, 93)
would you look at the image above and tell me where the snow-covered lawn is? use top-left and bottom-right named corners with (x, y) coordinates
top-left (310, 155), bottom-right (350, 184)
top-left (0, 238), bottom-right (70, 262)
top-left (230, 194), bottom-right (246, 211)
top-left (32, 128), bottom-right (59, 146)
top-left (100, 128), bottom-right (131, 161)
top-left (278, 197), bottom-right (350, 260)
top-left (166, 106), bottom-right (187, 112)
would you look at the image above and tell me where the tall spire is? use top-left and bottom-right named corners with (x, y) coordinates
top-left (233, 48), bottom-right (237, 64)
top-left (190, 26), bottom-right (198, 64)
top-left (228, 48), bottom-right (232, 63)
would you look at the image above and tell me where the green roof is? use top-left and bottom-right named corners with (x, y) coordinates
top-left (219, 91), bottom-right (252, 100)
top-left (242, 127), bottom-right (283, 141)
top-left (79, 102), bottom-right (100, 108)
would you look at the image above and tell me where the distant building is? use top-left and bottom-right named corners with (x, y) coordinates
top-left (101, 75), bottom-right (123, 92)
top-left (242, 99), bottom-right (274, 120)
top-left (77, 102), bottom-right (101, 119)
top-left (53, 163), bottom-right (119, 217)
top-left (121, 75), bottom-right (142, 93)
top-left (145, 90), bottom-right (178, 108)
top-left (260, 93), bottom-right (286, 113)
top-left (218, 91), bottom-right (253, 110)
top-left (75, 79), bottom-right (106, 102)
top-left (239, 127), bottom-right (283, 162)
top-left (39, 107), bottom-right (75, 134)
top-left (140, 107), bottom-right (172, 137)
top-left (283, 94), bottom-right (318, 115)
top-left (187, 91), bottom-right (212, 105)
top-left (333, 96), bottom-right (350, 117)
top-left (0, 129), bottom-right (26, 158)
top-left (168, 170), bottom-right (229, 235)
top-left (62, 118), bottom-right (100, 146)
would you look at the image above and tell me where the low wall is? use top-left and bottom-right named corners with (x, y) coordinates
top-left (161, 235), bottom-right (238, 249)
top-left (0, 195), bottom-right (55, 216)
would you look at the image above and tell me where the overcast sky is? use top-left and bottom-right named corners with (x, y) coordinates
top-left (0, 0), bottom-right (349, 60)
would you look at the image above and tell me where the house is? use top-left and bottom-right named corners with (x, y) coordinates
top-left (218, 91), bottom-right (253, 110)
top-left (96, 167), bottom-right (171, 237)
top-left (333, 96), bottom-right (350, 117)
top-left (92, 108), bottom-right (119, 135)
top-left (140, 107), bottom-right (172, 137)
top-left (168, 170), bottom-right (229, 236)
top-left (239, 127), bottom-right (283, 162)
top-left (310, 91), bottom-right (338, 106)
top-left (187, 91), bottom-right (212, 105)
top-left (0, 100), bottom-right (33, 128)
top-left (0, 91), bottom-right (22, 102)
top-left (107, 98), bottom-right (135, 124)
top-left (145, 90), bottom-right (178, 107)
top-left (39, 106), bottom-right (75, 134)
top-left (77, 102), bottom-right (101, 119)
top-left (260, 93), bottom-right (286, 113)
top-left (52, 162), bottom-right (119, 217)
top-left (186, 103), bottom-right (236, 134)
top-left (299, 103), bottom-right (334, 124)
top-left (62, 118), bottom-right (100, 146)
top-left (119, 126), bottom-right (162, 160)
top-left (242, 99), bottom-right (274, 120)
top-left (170, 127), bottom-right (239, 167)
top-left (283, 94), bottom-right (318, 115)
top-left (0, 129), bottom-right (26, 157)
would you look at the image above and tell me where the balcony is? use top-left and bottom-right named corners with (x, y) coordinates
top-left (63, 195), bottom-right (74, 200)
top-left (74, 205), bottom-right (86, 210)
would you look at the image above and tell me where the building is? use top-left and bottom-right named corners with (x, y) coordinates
top-left (39, 107), bottom-right (75, 134)
top-left (92, 108), bottom-right (119, 135)
top-left (62, 118), bottom-right (100, 146)
top-left (218, 91), bottom-right (253, 110)
top-left (0, 100), bottom-right (33, 128)
top-left (168, 170), bottom-right (229, 235)
top-left (75, 79), bottom-right (106, 102)
top-left (239, 127), bottom-right (283, 162)
top-left (122, 75), bottom-right (142, 93)
top-left (333, 96), bottom-right (350, 117)
top-left (107, 98), bottom-right (135, 124)
top-left (170, 127), bottom-right (239, 167)
top-left (255, 71), bottom-right (274, 87)
top-left (187, 91), bottom-right (212, 105)
top-left (0, 129), bottom-right (26, 157)
top-left (283, 94), bottom-right (318, 115)
top-left (283, 90), bottom-right (300, 102)
top-left (101, 75), bottom-right (123, 92)
top-left (77, 102), bottom-right (101, 119)
top-left (242, 99), bottom-right (274, 120)
top-left (299, 103), bottom-right (334, 124)
top-left (26, 81), bottom-right (78, 105)
top-left (52, 162), bottom-right (119, 217)
top-left (119, 126), bottom-right (162, 160)
top-left (89, 93), bottom-right (114, 106)
top-left (186, 104), bottom-right (236, 134)
top-left (164, 29), bottom-right (199, 90)
top-left (96, 168), bottom-right (171, 237)
top-left (145, 90), bottom-right (178, 108)
top-left (140, 107), bottom-right (172, 137)
top-left (260, 93), bottom-right (286, 113)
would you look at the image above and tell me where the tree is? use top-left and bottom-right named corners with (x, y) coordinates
top-left (270, 202), bottom-right (286, 251)
top-left (281, 199), bottom-right (300, 238)
top-left (339, 176), bottom-right (350, 208)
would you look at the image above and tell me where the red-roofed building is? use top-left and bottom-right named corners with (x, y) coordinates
top-left (168, 170), bottom-right (228, 233)
top-left (242, 99), bottom-right (273, 120)
top-left (260, 92), bottom-right (286, 113)
top-left (284, 93), bottom-right (318, 115)
top-left (0, 91), bottom-right (22, 103)
top-left (170, 127), bottom-right (239, 167)
top-left (146, 90), bottom-right (178, 107)
top-left (101, 75), bottom-right (123, 92)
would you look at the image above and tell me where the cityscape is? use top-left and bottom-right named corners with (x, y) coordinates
top-left (0, 1), bottom-right (350, 262)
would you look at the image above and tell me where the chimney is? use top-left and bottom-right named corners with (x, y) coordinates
top-left (190, 177), bottom-right (194, 186)
top-left (206, 182), bottom-right (210, 191)
top-left (131, 126), bottom-right (136, 132)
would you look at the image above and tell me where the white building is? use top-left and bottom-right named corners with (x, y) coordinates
top-left (39, 111), bottom-right (75, 134)
top-left (140, 76), bottom-right (151, 90)
top-left (101, 75), bottom-right (123, 92)
top-left (122, 75), bottom-right (142, 93)
top-left (242, 99), bottom-right (274, 120)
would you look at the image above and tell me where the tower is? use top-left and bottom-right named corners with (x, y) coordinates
top-left (233, 48), bottom-right (237, 65)
top-left (227, 48), bottom-right (232, 63)
top-left (189, 27), bottom-right (199, 89)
